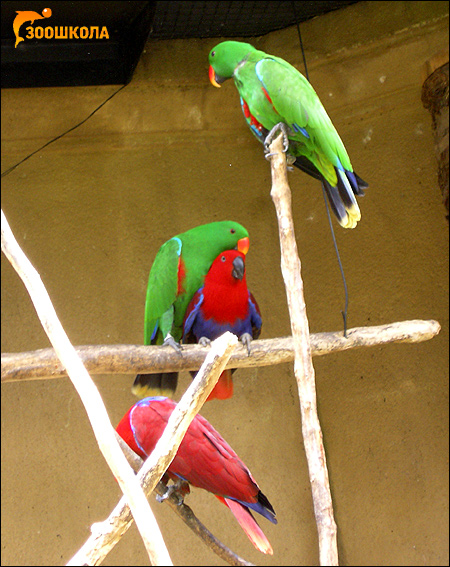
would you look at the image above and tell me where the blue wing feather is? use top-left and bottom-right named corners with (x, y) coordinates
top-left (183, 288), bottom-right (204, 336)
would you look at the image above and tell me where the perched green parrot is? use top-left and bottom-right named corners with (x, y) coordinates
top-left (132, 221), bottom-right (250, 399)
top-left (208, 41), bottom-right (368, 229)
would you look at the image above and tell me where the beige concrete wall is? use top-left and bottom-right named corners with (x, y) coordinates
top-left (1, 1), bottom-right (448, 565)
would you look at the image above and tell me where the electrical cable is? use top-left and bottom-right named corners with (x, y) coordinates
top-left (2, 84), bottom-right (127, 179)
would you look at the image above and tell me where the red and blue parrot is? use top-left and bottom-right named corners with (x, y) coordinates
top-left (132, 221), bottom-right (250, 399)
top-left (116, 396), bottom-right (277, 554)
top-left (183, 249), bottom-right (262, 401)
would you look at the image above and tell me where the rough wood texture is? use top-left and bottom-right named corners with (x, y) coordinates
top-left (422, 52), bottom-right (449, 213)
top-left (2, 319), bottom-right (440, 382)
top-left (1, 209), bottom-right (172, 566)
top-left (268, 133), bottom-right (338, 566)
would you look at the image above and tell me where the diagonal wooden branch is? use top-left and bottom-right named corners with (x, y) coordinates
top-left (1, 209), bottom-right (172, 566)
top-left (67, 331), bottom-right (243, 567)
top-left (1, 319), bottom-right (440, 382)
top-left (268, 134), bottom-right (338, 565)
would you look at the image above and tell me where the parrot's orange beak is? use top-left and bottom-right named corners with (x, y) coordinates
top-left (209, 65), bottom-right (222, 88)
top-left (237, 236), bottom-right (249, 255)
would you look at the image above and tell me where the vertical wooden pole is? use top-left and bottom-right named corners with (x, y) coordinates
top-left (268, 134), bottom-right (339, 566)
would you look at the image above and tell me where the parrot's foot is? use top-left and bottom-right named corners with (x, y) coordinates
top-left (286, 154), bottom-right (296, 171)
top-left (199, 336), bottom-right (212, 347)
top-left (156, 479), bottom-right (190, 505)
top-left (240, 333), bottom-right (253, 356)
top-left (163, 333), bottom-right (182, 354)
top-left (264, 122), bottom-right (291, 153)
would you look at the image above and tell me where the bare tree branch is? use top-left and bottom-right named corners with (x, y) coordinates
top-left (1, 319), bottom-right (440, 382)
top-left (267, 135), bottom-right (338, 565)
top-left (1, 209), bottom-right (172, 566)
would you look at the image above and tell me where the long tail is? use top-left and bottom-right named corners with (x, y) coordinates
top-left (131, 372), bottom-right (178, 399)
top-left (293, 158), bottom-right (368, 229)
top-left (322, 169), bottom-right (367, 229)
top-left (217, 496), bottom-right (273, 555)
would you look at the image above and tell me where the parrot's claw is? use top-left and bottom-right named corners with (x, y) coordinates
top-left (240, 333), bottom-right (253, 356)
top-left (199, 336), bottom-right (212, 347)
top-left (156, 479), bottom-right (190, 505)
top-left (156, 486), bottom-right (182, 505)
top-left (163, 334), bottom-right (182, 354)
top-left (286, 154), bottom-right (296, 166)
top-left (264, 122), bottom-right (291, 153)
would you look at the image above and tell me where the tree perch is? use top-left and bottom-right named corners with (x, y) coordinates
top-left (2, 211), bottom-right (242, 566)
top-left (268, 133), bottom-right (338, 565)
top-left (1, 319), bottom-right (440, 382)
top-left (1, 148), bottom-right (442, 567)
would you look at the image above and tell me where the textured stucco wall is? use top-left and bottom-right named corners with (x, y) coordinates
top-left (1, 2), bottom-right (448, 565)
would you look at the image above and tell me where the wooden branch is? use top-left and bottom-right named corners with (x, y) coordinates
top-left (268, 135), bottom-right (338, 565)
top-left (67, 332), bottom-right (241, 566)
top-left (1, 319), bottom-right (440, 382)
top-left (1, 210), bottom-right (172, 566)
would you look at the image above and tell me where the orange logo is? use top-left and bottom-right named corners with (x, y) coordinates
top-left (13, 8), bottom-right (52, 48)
top-left (12, 8), bottom-right (109, 47)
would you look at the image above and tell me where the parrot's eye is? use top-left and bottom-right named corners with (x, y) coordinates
top-left (211, 51), bottom-right (215, 57)
top-left (230, 229), bottom-right (235, 234)
top-left (221, 256), bottom-right (226, 262)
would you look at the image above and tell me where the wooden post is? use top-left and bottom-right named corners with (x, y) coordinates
top-left (268, 134), bottom-right (338, 565)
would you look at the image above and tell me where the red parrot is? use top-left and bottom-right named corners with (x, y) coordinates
top-left (183, 249), bottom-right (261, 401)
top-left (116, 396), bottom-right (277, 554)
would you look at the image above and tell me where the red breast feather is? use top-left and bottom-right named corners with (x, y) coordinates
top-left (200, 251), bottom-right (250, 324)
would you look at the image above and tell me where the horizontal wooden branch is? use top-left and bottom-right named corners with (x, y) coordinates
top-left (1, 319), bottom-right (440, 383)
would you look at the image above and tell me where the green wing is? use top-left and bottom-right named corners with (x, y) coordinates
top-left (143, 237), bottom-right (181, 345)
top-left (169, 221), bottom-right (249, 331)
top-left (143, 221), bottom-right (249, 345)
top-left (240, 55), bottom-right (353, 183)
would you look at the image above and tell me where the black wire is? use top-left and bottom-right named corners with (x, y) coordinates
top-left (322, 183), bottom-right (349, 336)
top-left (291, 1), bottom-right (349, 337)
top-left (1, 84), bottom-right (127, 179)
top-left (292, 2), bottom-right (310, 82)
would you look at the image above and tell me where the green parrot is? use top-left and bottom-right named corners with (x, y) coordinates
top-left (132, 221), bottom-right (250, 399)
top-left (208, 41), bottom-right (368, 229)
